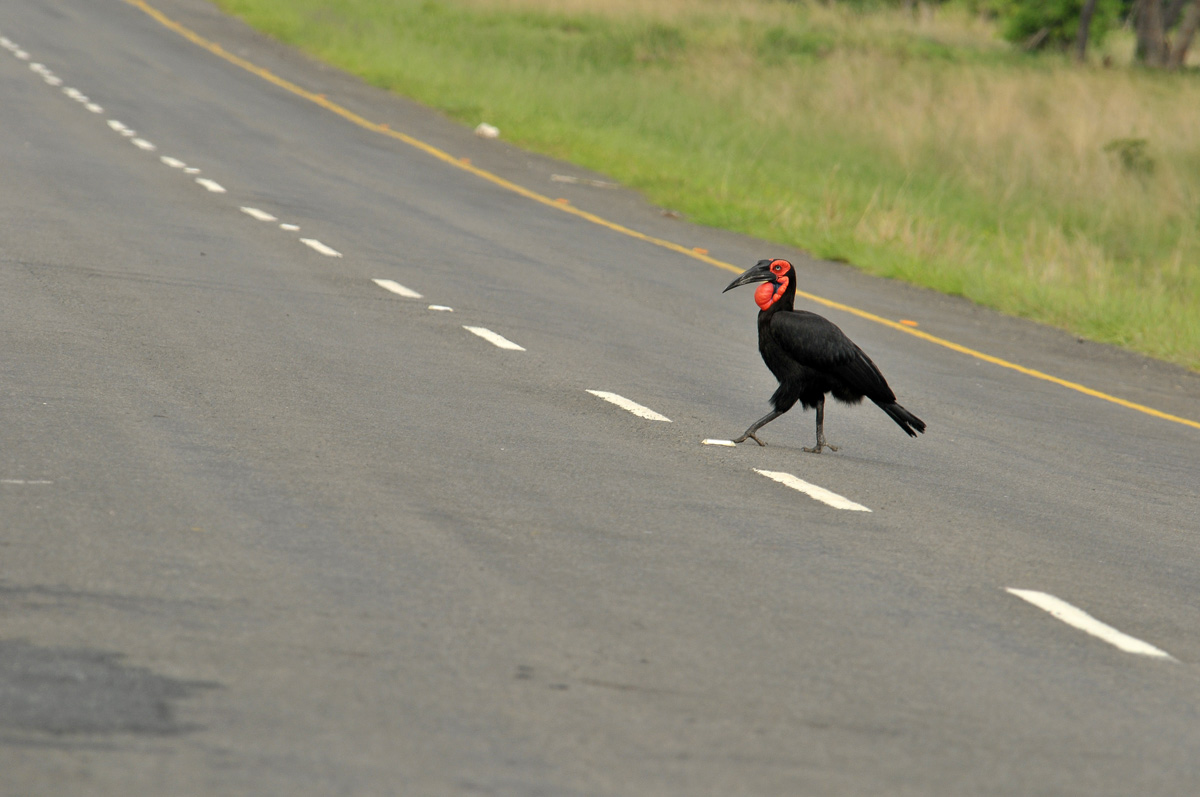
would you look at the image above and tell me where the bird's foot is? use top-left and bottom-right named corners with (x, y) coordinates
top-left (803, 441), bottom-right (839, 454)
top-left (733, 432), bottom-right (767, 447)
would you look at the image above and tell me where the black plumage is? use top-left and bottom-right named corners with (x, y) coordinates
top-left (724, 258), bottom-right (925, 452)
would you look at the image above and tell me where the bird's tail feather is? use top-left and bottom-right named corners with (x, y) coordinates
top-left (879, 402), bottom-right (926, 437)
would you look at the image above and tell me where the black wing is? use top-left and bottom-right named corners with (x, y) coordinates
top-left (769, 310), bottom-right (897, 403)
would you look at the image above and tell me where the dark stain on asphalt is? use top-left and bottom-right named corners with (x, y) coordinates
top-left (0, 639), bottom-right (218, 741)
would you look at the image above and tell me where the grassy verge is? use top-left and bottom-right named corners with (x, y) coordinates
top-left (212, 0), bottom-right (1200, 370)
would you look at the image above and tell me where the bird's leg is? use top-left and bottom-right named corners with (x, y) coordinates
top-left (733, 410), bottom-right (783, 447)
top-left (803, 397), bottom-right (840, 454)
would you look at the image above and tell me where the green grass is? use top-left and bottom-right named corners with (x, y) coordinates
top-left (213, 0), bottom-right (1200, 370)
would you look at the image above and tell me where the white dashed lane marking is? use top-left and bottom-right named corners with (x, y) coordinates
top-left (586, 390), bottom-right (672, 422)
top-left (11, 35), bottom-right (354, 279)
top-left (300, 238), bottom-right (342, 257)
top-left (372, 278), bottom-right (422, 299)
top-left (31, 64), bottom-right (62, 86)
top-left (463, 326), bottom-right (525, 351)
top-left (752, 469), bottom-right (872, 512)
top-left (702, 438), bottom-right (736, 446)
top-left (240, 206), bottom-right (278, 222)
top-left (1007, 588), bottom-right (1176, 660)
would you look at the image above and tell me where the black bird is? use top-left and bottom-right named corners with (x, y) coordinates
top-left (723, 258), bottom-right (925, 452)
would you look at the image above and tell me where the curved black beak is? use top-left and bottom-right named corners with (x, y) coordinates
top-left (723, 259), bottom-right (775, 293)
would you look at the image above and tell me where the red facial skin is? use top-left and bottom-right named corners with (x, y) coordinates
top-left (754, 260), bottom-right (791, 310)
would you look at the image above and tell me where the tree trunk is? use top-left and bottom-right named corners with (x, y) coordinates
top-left (1165, 0), bottom-right (1190, 29)
top-left (1136, 0), bottom-right (1167, 66)
top-left (1074, 0), bottom-right (1101, 62)
top-left (1167, 0), bottom-right (1200, 68)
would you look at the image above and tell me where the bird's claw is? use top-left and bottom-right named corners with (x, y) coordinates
top-left (733, 432), bottom-right (767, 447)
top-left (803, 441), bottom-right (839, 454)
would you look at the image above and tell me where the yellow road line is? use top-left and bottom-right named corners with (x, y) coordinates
top-left (125, 0), bottom-right (1200, 432)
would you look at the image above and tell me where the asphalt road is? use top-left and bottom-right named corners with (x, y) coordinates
top-left (3, 1), bottom-right (1200, 794)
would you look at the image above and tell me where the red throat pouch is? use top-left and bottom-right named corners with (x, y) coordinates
top-left (754, 278), bottom-right (787, 310)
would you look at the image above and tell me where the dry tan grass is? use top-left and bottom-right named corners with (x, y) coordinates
top-left (819, 57), bottom-right (1199, 219)
top-left (461, 0), bottom-right (1002, 47)
top-left (458, 0), bottom-right (773, 20)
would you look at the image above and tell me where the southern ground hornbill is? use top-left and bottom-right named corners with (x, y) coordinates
top-left (723, 258), bottom-right (926, 452)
